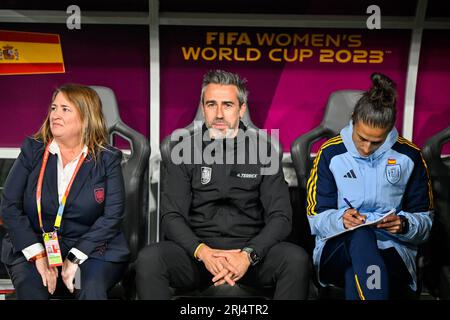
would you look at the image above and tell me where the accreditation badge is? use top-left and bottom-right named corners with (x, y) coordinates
top-left (43, 231), bottom-right (63, 267)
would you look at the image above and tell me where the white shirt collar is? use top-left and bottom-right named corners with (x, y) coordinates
top-left (48, 140), bottom-right (88, 157)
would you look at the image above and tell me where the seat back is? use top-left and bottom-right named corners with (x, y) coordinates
top-left (321, 90), bottom-right (363, 134)
top-left (90, 86), bottom-right (150, 262)
top-left (422, 125), bottom-right (450, 298)
top-left (291, 90), bottom-right (363, 190)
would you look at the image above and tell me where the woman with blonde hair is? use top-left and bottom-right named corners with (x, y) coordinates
top-left (1, 84), bottom-right (129, 299)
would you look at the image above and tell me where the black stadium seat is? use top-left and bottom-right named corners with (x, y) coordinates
top-left (290, 90), bottom-right (363, 191)
top-left (91, 86), bottom-right (150, 299)
top-left (422, 125), bottom-right (450, 299)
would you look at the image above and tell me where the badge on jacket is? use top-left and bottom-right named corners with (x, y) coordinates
top-left (386, 162), bottom-right (401, 184)
top-left (201, 167), bottom-right (212, 184)
top-left (94, 188), bottom-right (105, 203)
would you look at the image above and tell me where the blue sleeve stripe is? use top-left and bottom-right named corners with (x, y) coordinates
top-left (396, 137), bottom-right (434, 210)
top-left (306, 136), bottom-right (343, 216)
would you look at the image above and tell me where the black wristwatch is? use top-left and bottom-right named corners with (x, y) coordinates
top-left (66, 252), bottom-right (82, 264)
top-left (241, 247), bottom-right (260, 266)
top-left (399, 215), bottom-right (409, 234)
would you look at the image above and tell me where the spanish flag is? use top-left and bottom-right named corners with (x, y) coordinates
top-left (0, 30), bottom-right (65, 75)
top-left (388, 159), bottom-right (397, 165)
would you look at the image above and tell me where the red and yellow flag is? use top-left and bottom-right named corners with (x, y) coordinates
top-left (387, 159), bottom-right (397, 165)
top-left (0, 30), bottom-right (65, 75)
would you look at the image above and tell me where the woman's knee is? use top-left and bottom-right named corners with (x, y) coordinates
top-left (8, 263), bottom-right (48, 299)
top-left (77, 281), bottom-right (108, 300)
top-left (348, 227), bottom-right (377, 243)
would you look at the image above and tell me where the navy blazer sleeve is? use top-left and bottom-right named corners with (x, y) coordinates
top-left (74, 148), bottom-right (126, 256)
top-left (1, 138), bottom-right (41, 251)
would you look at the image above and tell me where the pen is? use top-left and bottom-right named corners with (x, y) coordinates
top-left (343, 198), bottom-right (354, 209)
top-left (344, 198), bottom-right (366, 223)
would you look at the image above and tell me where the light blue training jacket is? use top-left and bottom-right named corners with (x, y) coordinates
top-left (306, 121), bottom-right (434, 290)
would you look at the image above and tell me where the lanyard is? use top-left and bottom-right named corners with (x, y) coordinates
top-left (36, 141), bottom-right (87, 233)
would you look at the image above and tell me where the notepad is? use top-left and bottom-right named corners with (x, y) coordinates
top-left (322, 209), bottom-right (396, 241)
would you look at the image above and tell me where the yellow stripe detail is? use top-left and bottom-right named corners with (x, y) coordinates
top-left (354, 274), bottom-right (366, 300)
top-left (0, 41), bottom-right (63, 63)
top-left (193, 243), bottom-right (205, 260)
top-left (420, 153), bottom-right (434, 210)
top-left (306, 136), bottom-right (343, 216)
top-left (307, 138), bottom-right (343, 215)
top-left (306, 138), bottom-right (337, 215)
top-left (397, 137), bottom-right (420, 151)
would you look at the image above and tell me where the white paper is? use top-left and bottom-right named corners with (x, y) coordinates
top-left (322, 209), bottom-right (396, 241)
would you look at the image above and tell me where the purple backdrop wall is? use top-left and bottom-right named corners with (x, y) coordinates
top-left (415, 30), bottom-right (450, 153)
top-left (160, 26), bottom-right (410, 152)
top-left (0, 24), bottom-right (448, 154)
top-left (0, 23), bottom-right (149, 148)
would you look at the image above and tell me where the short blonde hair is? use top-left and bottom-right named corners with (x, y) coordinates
top-left (34, 84), bottom-right (109, 159)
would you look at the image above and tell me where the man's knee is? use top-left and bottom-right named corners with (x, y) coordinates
top-left (271, 243), bottom-right (310, 272)
top-left (286, 245), bottom-right (310, 272)
top-left (136, 243), bottom-right (167, 275)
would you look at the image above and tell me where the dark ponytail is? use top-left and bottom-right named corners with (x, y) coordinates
top-left (352, 73), bottom-right (397, 130)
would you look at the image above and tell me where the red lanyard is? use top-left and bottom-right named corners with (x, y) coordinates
top-left (36, 141), bottom-right (87, 232)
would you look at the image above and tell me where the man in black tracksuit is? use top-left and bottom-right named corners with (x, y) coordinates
top-left (136, 70), bottom-right (310, 299)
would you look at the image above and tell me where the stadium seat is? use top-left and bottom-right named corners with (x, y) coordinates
top-left (290, 90), bottom-right (363, 191)
top-left (91, 86), bottom-right (150, 299)
top-left (422, 125), bottom-right (450, 299)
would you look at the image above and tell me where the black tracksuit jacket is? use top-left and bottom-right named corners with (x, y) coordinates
top-left (160, 122), bottom-right (292, 260)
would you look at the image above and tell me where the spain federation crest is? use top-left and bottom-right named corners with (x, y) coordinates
top-left (201, 167), bottom-right (212, 185)
top-left (94, 188), bottom-right (105, 203)
top-left (386, 164), bottom-right (401, 184)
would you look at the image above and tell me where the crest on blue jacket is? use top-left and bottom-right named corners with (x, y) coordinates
top-left (201, 166), bottom-right (212, 184)
top-left (386, 164), bottom-right (401, 184)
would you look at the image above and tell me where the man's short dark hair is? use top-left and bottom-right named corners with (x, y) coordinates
top-left (200, 70), bottom-right (248, 107)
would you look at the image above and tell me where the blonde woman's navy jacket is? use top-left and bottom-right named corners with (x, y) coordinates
top-left (1, 137), bottom-right (130, 265)
top-left (307, 121), bottom-right (433, 291)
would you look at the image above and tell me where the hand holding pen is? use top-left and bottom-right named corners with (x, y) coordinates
top-left (342, 198), bottom-right (367, 229)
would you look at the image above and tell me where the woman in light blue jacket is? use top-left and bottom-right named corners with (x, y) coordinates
top-left (307, 73), bottom-right (433, 300)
